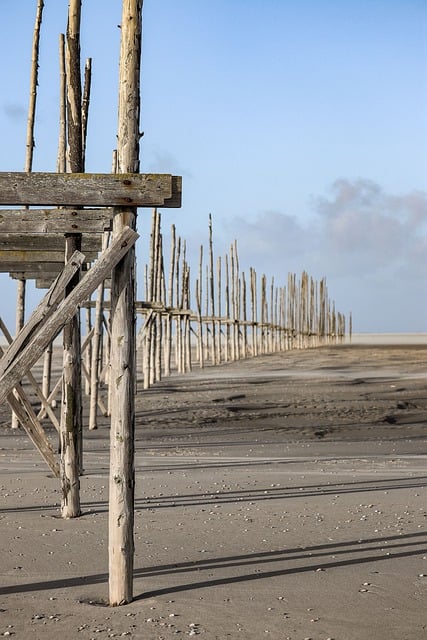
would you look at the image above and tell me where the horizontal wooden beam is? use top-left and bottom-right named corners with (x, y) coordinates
top-left (0, 172), bottom-right (182, 207)
top-left (9, 263), bottom-right (90, 279)
top-left (34, 270), bottom-right (105, 289)
top-left (34, 278), bottom-right (61, 289)
top-left (0, 208), bottom-right (113, 233)
top-left (8, 267), bottom-right (68, 279)
top-left (0, 233), bottom-right (102, 252)
top-left (0, 251), bottom-right (98, 269)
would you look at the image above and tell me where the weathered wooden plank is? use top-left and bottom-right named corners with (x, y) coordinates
top-left (9, 263), bottom-right (90, 280)
top-left (0, 227), bottom-right (139, 404)
top-left (2, 264), bottom-right (70, 274)
top-left (0, 233), bottom-right (102, 251)
top-left (0, 172), bottom-right (181, 207)
top-left (0, 208), bottom-right (113, 233)
top-left (35, 278), bottom-right (62, 289)
top-left (8, 266), bottom-right (68, 278)
top-left (34, 274), bottom-right (99, 289)
top-left (0, 250), bottom-right (98, 264)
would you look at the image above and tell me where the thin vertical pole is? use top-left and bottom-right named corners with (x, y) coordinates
top-left (196, 245), bottom-right (204, 368)
top-left (208, 214), bottom-right (217, 364)
top-left (164, 225), bottom-right (175, 376)
top-left (11, 278), bottom-right (26, 429)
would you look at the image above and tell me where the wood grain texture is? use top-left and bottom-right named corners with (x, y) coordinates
top-left (0, 208), bottom-right (113, 233)
top-left (0, 227), bottom-right (138, 404)
top-left (0, 233), bottom-right (101, 251)
top-left (0, 172), bottom-right (181, 207)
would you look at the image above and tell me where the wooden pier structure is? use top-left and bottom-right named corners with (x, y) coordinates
top-left (0, 0), bottom-right (347, 606)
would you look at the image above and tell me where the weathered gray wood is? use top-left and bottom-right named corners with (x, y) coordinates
top-left (34, 278), bottom-right (61, 288)
top-left (8, 265), bottom-right (74, 277)
top-left (11, 278), bottom-right (26, 429)
top-left (1, 251), bottom-right (85, 374)
top-left (81, 57), bottom-right (92, 167)
top-left (109, 0), bottom-right (143, 607)
top-left (60, 231), bottom-right (83, 518)
top-left (65, 0), bottom-right (83, 172)
top-left (0, 207), bottom-right (113, 235)
top-left (25, 0), bottom-right (44, 174)
top-left (0, 316), bottom-right (60, 432)
top-left (0, 249), bottom-right (98, 265)
top-left (0, 233), bottom-right (102, 251)
top-left (89, 233), bottom-right (109, 430)
top-left (57, 33), bottom-right (67, 172)
top-left (0, 343), bottom-right (59, 478)
top-left (0, 227), bottom-right (139, 405)
top-left (55, 0), bottom-right (83, 522)
top-left (6, 388), bottom-right (59, 477)
top-left (208, 214), bottom-right (217, 365)
top-left (163, 224), bottom-right (176, 376)
top-left (0, 172), bottom-right (181, 207)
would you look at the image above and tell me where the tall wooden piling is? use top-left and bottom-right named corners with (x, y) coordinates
top-left (108, 0), bottom-right (142, 606)
top-left (60, 0), bottom-right (84, 518)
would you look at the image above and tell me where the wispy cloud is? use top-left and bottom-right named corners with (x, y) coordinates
top-left (146, 149), bottom-right (193, 179)
top-left (224, 179), bottom-right (427, 331)
top-left (314, 179), bottom-right (427, 278)
top-left (3, 103), bottom-right (26, 122)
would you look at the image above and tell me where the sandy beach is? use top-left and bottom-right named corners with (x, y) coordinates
top-left (0, 341), bottom-right (426, 639)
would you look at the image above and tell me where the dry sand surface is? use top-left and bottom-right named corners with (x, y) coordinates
top-left (0, 342), bottom-right (426, 639)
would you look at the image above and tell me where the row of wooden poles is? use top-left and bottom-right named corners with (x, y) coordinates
top-left (64, 209), bottom-right (349, 428)
top-left (17, 206), bottom-right (348, 440)
top-left (139, 210), bottom-right (348, 387)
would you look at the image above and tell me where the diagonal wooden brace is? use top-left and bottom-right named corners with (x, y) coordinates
top-left (0, 226), bottom-right (139, 405)
top-left (0, 344), bottom-right (59, 477)
top-left (0, 250), bottom-right (86, 374)
top-left (0, 317), bottom-right (60, 432)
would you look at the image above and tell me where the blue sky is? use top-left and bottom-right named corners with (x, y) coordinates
top-left (0, 0), bottom-right (426, 333)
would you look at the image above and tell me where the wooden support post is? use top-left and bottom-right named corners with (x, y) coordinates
top-left (84, 301), bottom-right (92, 396)
top-left (183, 259), bottom-right (192, 373)
top-left (59, 0), bottom-right (84, 518)
top-left (233, 241), bottom-right (240, 361)
top-left (89, 232), bottom-right (109, 430)
top-left (195, 245), bottom-right (204, 368)
top-left (11, 278), bottom-right (26, 429)
top-left (230, 245), bottom-right (236, 361)
top-left (216, 256), bottom-right (222, 363)
top-left (241, 272), bottom-right (248, 358)
top-left (250, 268), bottom-right (257, 357)
top-left (163, 225), bottom-right (176, 376)
top-left (42, 343), bottom-right (53, 413)
top-left (208, 215), bottom-right (217, 364)
top-left (224, 255), bottom-right (230, 362)
top-left (108, 0), bottom-right (142, 607)
top-left (174, 237), bottom-right (182, 372)
top-left (59, 235), bottom-right (82, 517)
